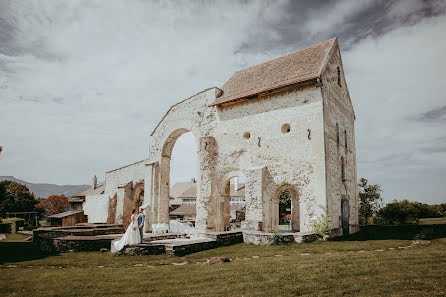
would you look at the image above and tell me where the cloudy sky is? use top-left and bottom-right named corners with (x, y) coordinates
top-left (0, 0), bottom-right (445, 204)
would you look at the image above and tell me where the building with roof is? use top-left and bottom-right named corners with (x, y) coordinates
top-left (48, 210), bottom-right (87, 227)
top-left (168, 179), bottom-right (245, 224)
top-left (83, 38), bottom-right (358, 240)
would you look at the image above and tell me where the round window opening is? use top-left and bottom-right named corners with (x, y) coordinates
top-left (243, 132), bottom-right (251, 139)
top-left (281, 124), bottom-right (291, 134)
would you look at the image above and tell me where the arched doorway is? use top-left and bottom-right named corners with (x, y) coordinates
top-left (217, 172), bottom-right (245, 232)
top-left (160, 130), bottom-right (198, 225)
top-left (122, 181), bottom-right (145, 228)
top-left (274, 185), bottom-right (299, 232)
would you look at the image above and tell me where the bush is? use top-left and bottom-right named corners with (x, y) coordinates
top-left (269, 232), bottom-right (293, 245)
top-left (374, 199), bottom-right (445, 225)
top-left (311, 206), bottom-right (331, 237)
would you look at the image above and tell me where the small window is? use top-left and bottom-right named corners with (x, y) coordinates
top-left (341, 156), bottom-right (345, 181)
top-left (344, 130), bottom-right (347, 149)
top-left (337, 66), bottom-right (342, 86)
top-left (336, 123), bottom-right (339, 145)
top-left (281, 123), bottom-right (291, 134)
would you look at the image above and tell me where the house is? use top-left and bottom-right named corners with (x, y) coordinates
top-left (168, 180), bottom-right (246, 225)
top-left (48, 210), bottom-right (87, 227)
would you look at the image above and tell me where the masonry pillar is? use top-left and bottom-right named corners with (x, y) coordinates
top-left (143, 162), bottom-right (154, 232)
top-left (115, 182), bottom-right (133, 227)
top-left (242, 167), bottom-right (266, 231)
top-left (196, 136), bottom-right (217, 235)
top-left (159, 157), bottom-right (170, 224)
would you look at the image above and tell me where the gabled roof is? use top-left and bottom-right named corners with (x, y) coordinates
top-left (211, 38), bottom-right (337, 106)
top-left (170, 181), bottom-right (196, 199)
top-left (178, 183), bottom-right (198, 198)
top-left (71, 181), bottom-right (105, 198)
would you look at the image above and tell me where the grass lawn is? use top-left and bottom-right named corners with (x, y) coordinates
top-left (0, 235), bottom-right (445, 297)
top-left (419, 217), bottom-right (446, 224)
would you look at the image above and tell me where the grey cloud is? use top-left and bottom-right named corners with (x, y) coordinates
top-left (413, 104), bottom-right (446, 122)
top-left (420, 145), bottom-right (446, 153)
top-left (375, 152), bottom-right (414, 165)
top-left (0, 2), bottom-right (65, 61)
top-left (52, 97), bottom-right (64, 104)
top-left (236, 0), bottom-right (446, 54)
top-left (0, 0), bottom-right (445, 205)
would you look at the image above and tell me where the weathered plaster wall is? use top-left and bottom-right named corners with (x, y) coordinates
top-left (147, 88), bottom-right (220, 234)
top-left (104, 41), bottom-right (358, 238)
top-left (104, 160), bottom-right (146, 195)
top-left (83, 194), bottom-right (109, 223)
top-left (146, 83), bottom-right (330, 234)
top-left (320, 42), bottom-right (359, 235)
top-left (213, 84), bottom-right (327, 233)
top-left (84, 160), bottom-right (146, 225)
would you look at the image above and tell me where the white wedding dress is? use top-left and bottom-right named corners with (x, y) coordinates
top-left (111, 214), bottom-right (141, 253)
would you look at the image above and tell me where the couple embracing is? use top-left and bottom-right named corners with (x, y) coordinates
top-left (111, 207), bottom-right (145, 253)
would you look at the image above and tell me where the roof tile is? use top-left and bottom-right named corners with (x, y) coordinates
top-left (212, 38), bottom-right (336, 106)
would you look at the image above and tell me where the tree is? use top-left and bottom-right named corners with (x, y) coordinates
top-left (358, 178), bottom-right (382, 225)
top-left (36, 195), bottom-right (70, 215)
top-left (279, 190), bottom-right (291, 224)
top-left (0, 180), bottom-right (41, 218)
top-left (375, 200), bottom-right (445, 225)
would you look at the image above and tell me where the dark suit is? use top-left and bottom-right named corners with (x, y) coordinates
top-left (137, 213), bottom-right (145, 243)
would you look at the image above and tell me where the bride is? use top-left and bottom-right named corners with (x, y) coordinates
top-left (111, 209), bottom-right (140, 253)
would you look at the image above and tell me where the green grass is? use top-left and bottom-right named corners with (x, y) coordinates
top-left (0, 237), bottom-right (445, 296)
top-left (1, 233), bottom-right (30, 242)
top-left (419, 217), bottom-right (446, 224)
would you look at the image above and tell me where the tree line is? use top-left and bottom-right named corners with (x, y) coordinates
top-left (0, 180), bottom-right (70, 226)
top-left (358, 178), bottom-right (446, 225)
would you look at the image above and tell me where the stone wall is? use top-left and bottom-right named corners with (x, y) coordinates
top-left (213, 83), bottom-right (327, 233)
top-left (85, 160), bottom-right (146, 225)
top-left (320, 41), bottom-right (359, 236)
top-left (91, 41), bottom-right (358, 239)
top-left (104, 160), bottom-right (146, 194)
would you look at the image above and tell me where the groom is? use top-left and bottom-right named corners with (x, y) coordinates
top-left (137, 207), bottom-right (145, 244)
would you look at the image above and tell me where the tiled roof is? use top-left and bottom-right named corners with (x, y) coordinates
top-left (49, 210), bottom-right (84, 218)
top-left (170, 181), bottom-right (196, 199)
top-left (170, 205), bottom-right (196, 216)
top-left (212, 38), bottom-right (336, 106)
top-left (170, 205), bottom-right (243, 217)
top-left (176, 183), bottom-right (245, 198)
top-left (178, 183), bottom-right (198, 198)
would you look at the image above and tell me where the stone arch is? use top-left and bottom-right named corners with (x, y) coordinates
top-left (133, 181), bottom-right (144, 210)
top-left (143, 88), bottom-right (222, 233)
top-left (215, 169), bottom-right (246, 231)
top-left (158, 128), bottom-right (199, 224)
top-left (272, 184), bottom-right (300, 232)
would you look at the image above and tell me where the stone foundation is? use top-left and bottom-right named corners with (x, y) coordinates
top-left (33, 224), bottom-right (125, 253)
top-left (243, 230), bottom-right (318, 245)
top-left (121, 231), bottom-right (243, 256)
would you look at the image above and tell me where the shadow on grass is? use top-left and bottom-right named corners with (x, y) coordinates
top-left (0, 241), bottom-right (49, 264)
top-left (331, 223), bottom-right (446, 242)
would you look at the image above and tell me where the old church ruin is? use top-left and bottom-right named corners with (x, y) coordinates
top-left (83, 37), bottom-right (358, 241)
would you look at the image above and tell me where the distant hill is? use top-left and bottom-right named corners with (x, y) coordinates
top-left (0, 176), bottom-right (90, 199)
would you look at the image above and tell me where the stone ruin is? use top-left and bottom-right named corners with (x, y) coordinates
top-left (80, 37), bottom-right (359, 245)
